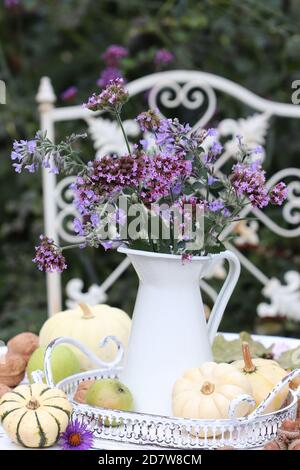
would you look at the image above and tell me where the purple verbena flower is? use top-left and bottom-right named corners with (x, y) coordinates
top-left (136, 109), bottom-right (161, 132)
top-left (97, 67), bottom-right (124, 88)
top-left (83, 78), bottom-right (129, 112)
top-left (231, 161), bottom-right (270, 208)
top-left (4, 0), bottom-right (20, 8)
top-left (60, 86), bottom-right (78, 101)
top-left (33, 235), bottom-right (67, 273)
top-left (102, 45), bottom-right (128, 67)
top-left (269, 182), bottom-right (288, 206)
top-left (60, 419), bottom-right (94, 450)
top-left (155, 49), bottom-right (174, 65)
top-left (181, 253), bottom-right (193, 264)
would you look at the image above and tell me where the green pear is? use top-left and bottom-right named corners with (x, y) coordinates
top-left (86, 379), bottom-right (134, 412)
top-left (27, 345), bottom-right (81, 384)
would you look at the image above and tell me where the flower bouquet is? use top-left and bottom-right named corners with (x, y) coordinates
top-left (11, 78), bottom-right (287, 272)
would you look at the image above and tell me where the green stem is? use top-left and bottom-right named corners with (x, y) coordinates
top-left (61, 243), bottom-right (83, 252)
top-left (115, 110), bottom-right (131, 156)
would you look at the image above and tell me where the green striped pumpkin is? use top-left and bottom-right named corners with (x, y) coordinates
top-left (0, 383), bottom-right (73, 448)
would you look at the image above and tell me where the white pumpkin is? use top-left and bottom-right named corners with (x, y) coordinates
top-left (39, 303), bottom-right (131, 370)
top-left (172, 362), bottom-right (253, 421)
top-left (0, 383), bottom-right (72, 448)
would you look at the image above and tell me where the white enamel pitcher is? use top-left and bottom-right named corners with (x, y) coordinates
top-left (118, 247), bottom-right (241, 416)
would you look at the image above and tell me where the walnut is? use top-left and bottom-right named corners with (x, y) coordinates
top-left (290, 376), bottom-right (300, 391)
top-left (288, 439), bottom-right (300, 450)
top-left (73, 380), bottom-right (95, 404)
top-left (0, 383), bottom-right (12, 398)
top-left (7, 332), bottom-right (39, 363)
top-left (278, 419), bottom-right (300, 441)
top-left (0, 353), bottom-right (27, 387)
top-left (264, 440), bottom-right (281, 450)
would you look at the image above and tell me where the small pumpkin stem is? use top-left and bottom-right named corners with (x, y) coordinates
top-left (78, 302), bottom-right (95, 319)
top-left (242, 342), bottom-right (256, 373)
top-left (26, 399), bottom-right (40, 410)
top-left (201, 381), bottom-right (215, 395)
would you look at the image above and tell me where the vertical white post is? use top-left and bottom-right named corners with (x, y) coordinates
top-left (36, 77), bottom-right (62, 315)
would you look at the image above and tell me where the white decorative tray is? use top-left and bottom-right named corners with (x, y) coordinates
top-left (32, 335), bottom-right (300, 450)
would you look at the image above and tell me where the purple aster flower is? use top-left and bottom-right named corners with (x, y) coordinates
top-left (60, 419), bottom-right (94, 450)
top-left (97, 67), bottom-right (124, 88)
top-left (269, 182), bottom-right (288, 206)
top-left (155, 49), bottom-right (174, 65)
top-left (83, 78), bottom-right (129, 112)
top-left (136, 109), bottom-right (161, 132)
top-left (209, 200), bottom-right (224, 212)
top-left (33, 235), bottom-right (67, 273)
top-left (60, 86), bottom-right (78, 102)
top-left (102, 44), bottom-right (128, 67)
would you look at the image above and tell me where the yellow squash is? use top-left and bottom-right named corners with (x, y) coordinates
top-left (233, 342), bottom-right (288, 413)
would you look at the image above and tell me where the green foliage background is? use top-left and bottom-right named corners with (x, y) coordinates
top-left (0, 0), bottom-right (299, 341)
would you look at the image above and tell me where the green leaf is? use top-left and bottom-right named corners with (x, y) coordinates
top-left (277, 345), bottom-right (300, 370)
top-left (212, 332), bottom-right (273, 363)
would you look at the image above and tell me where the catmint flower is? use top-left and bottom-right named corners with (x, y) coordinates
top-left (83, 78), bottom-right (129, 112)
top-left (33, 235), bottom-right (67, 273)
top-left (270, 182), bottom-right (288, 206)
top-left (204, 141), bottom-right (223, 164)
top-left (155, 49), bottom-right (174, 65)
top-left (73, 218), bottom-right (84, 236)
top-left (206, 128), bottom-right (218, 137)
top-left (11, 139), bottom-right (37, 173)
top-left (222, 208), bottom-right (231, 217)
top-left (207, 175), bottom-right (217, 186)
top-left (209, 200), bottom-right (224, 212)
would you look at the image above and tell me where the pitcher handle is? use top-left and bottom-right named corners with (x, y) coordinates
top-left (207, 250), bottom-right (241, 344)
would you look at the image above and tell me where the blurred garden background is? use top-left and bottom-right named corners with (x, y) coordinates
top-left (0, 0), bottom-right (300, 341)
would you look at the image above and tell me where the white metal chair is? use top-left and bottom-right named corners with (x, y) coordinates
top-left (36, 70), bottom-right (300, 318)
